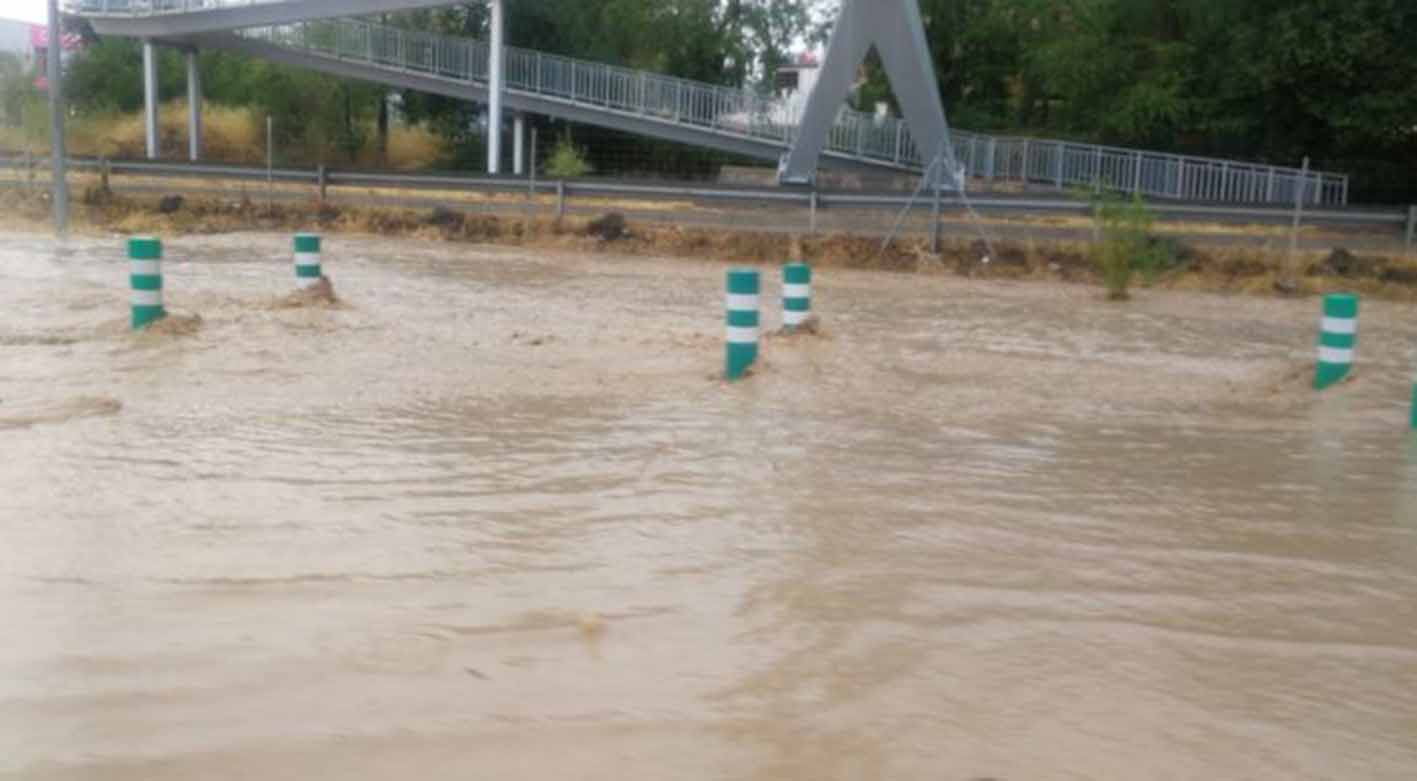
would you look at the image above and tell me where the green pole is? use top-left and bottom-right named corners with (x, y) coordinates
top-left (1314, 293), bottom-right (1358, 391)
top-left (128, 236), bottom-right (165, 330)
top-left (294, 233), bottom-right (322, 287)
top-left (782, 262), bottom-right (812, 330)
top-left (725, 269), bottom-right (760, 381)
top-left (1410, 369), bottom-right (1416, 431)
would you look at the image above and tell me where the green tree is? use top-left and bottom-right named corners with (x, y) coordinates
top-left (0, 52), bottom-right (36, 128)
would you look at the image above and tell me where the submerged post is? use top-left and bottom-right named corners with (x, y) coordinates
top-left (294, 233), bottom-right (322, 288)
top-left (1315, 293), bottom-right (1358, 391)
top-left (782, 263), bottom-right (812, 330)
top-left (1411, 367), bottom-right (1417, 431)
top-left (45, 0), bottom-right (68, 235)
top-left (725, 269), bottom-right (760, 381)
top-left (129, 237), bottom-right (165, 330)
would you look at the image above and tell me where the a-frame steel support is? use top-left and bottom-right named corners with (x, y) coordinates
top-left (779, 0), bottom-right (951, 187)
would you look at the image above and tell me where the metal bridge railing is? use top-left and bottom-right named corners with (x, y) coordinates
top-left (65, 2), bottom-right (1349, 204)
top-left (68, 0), bottom-right (282, 13)
top-left (247, 18), bottom-right (1349, 205)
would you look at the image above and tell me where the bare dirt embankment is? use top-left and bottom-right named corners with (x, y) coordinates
top-left (4, 187), bottom-right (1416, 302)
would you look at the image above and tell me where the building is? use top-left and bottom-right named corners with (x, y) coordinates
top-left (0, 18), bottom-right (36, 65)
top-left (0, 17), bottom-right (83, 90)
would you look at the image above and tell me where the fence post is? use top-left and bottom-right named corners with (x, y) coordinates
top-left (1266, 167), bottom-right (1276, 203)
top-left (1092, 146), bottom-right (1102, 188)
top-left (100, 156), bottom-right (111, 193)
top-left (930, 181), bottom-right (943, 254)
top-left (556, 179), bottom-right (566, 221)
top-left (1054, 142), bottom-right (1065, 189)
top-left (1281, 156), bottom-right (1311, 292)
top-left (265, 115), bottom-right (274, 210)
top-left (986, 138), bottom-right (996, 183)
top-left (893, 122), bottom-right (904, 165)
top-left (1405, 205), bottom-right (1415, 256)
top-left (1133, 151), bottom-right (1143, 195)
top-left (1021, 139), bottom-right (1030, 181)
top-left (529, 126), bottom-right (538, 199)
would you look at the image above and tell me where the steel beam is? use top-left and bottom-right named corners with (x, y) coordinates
top-left (143, 40), bottom-right (158, 159)
top-left (47, 0), bottom-right (68, 234)
top-left (778, 0), bottom-right (950, 186)
top-left (513, 113), bottom-right (525, 176)
top-left (487, 0), bottom-right (504, 174)
top-left (82, 0), bottom-right (468, 38)
top-left (186, 49), bottom-right (202, 161)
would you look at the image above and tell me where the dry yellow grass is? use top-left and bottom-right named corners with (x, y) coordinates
top-left (353, 124), bottom-right (447, 170)
top-left (1, 99), bottom-right (447, 167)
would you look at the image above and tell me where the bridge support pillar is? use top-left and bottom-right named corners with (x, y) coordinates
top-left (513, 113), bottom-right (525, 176)
top-left (778, 0), bottom-right (950, 187)
top-left (487, 0), bottom-right (504, 174)
top-left (186, 49), bottom-right (202, 161)
top-left (143, 40), bottom-right (159, 159)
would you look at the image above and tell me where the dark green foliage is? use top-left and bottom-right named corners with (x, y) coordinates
top-left (855, 0), bottom-right (1417, 202)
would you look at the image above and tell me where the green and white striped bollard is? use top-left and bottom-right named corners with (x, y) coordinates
top-left (782, 262), bottom-right (811, 329)
top-left (1410, 367), bottom-right (1416, 431)
top-left (1315, 293), bottom-right (1359, 391)
top-left (294, 233), bottom-right (322, 288)
top-left (129, 236), bottom-right (165, 330)
top-left (725, 269), bottom-right (760, 381)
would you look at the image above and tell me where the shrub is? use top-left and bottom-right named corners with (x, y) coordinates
top-left (544, 130), bottom-right (591, 178)
top-left (1091, 191), bottom-right (1171, 300)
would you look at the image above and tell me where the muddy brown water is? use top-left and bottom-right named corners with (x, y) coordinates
top-left (2, 232), bottom-right (1415, 780)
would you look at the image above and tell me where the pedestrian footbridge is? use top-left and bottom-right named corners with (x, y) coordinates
top-left (65, 0), bottom-right (1349, 204)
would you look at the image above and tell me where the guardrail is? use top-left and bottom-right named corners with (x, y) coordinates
top-left (2, 155), bottom-right (1407, 247)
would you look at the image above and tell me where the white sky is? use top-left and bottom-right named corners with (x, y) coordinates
top-left (1, 0), bottom-right (48, 25)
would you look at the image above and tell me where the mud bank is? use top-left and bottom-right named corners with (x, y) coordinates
top-left (4, 187), bottom-right (1416, 302)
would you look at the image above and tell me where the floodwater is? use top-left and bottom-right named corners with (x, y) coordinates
top-left (2, 232), bottom-right (1415, 780)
